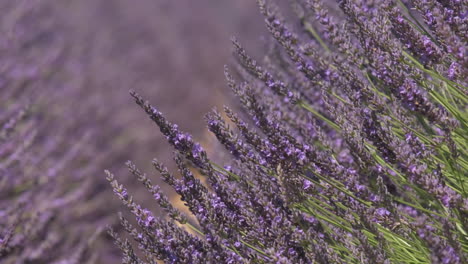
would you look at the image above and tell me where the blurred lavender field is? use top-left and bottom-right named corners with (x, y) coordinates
top-left (54, 0), bottom-right (266, 170)
top-left (1, 0), bottom-right (265, 262)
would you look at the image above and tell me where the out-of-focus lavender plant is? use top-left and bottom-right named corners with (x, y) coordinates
top-left (109, 0), bottom-right (467, 263)
top-left (0, 2), bottom-right (110, 263)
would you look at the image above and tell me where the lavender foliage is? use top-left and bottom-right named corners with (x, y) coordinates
top-left (107, 0), bottom-right (468, 263)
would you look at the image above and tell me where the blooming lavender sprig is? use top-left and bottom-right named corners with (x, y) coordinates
top-left (108, 0), bottom-right (468, 263)
top-left (130, 90), bottom-right (209, 170)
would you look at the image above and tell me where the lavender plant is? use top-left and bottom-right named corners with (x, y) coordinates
top-left (108, 0), bottom-right (467, 263)
top-left (0, 2), bottom-right (109, 263)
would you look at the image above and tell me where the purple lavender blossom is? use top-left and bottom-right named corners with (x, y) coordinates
top-left (104, 0), bottom-right (468, 263)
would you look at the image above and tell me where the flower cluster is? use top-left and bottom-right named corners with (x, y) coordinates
top-left (108, 0), bottom-right (467, 263)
